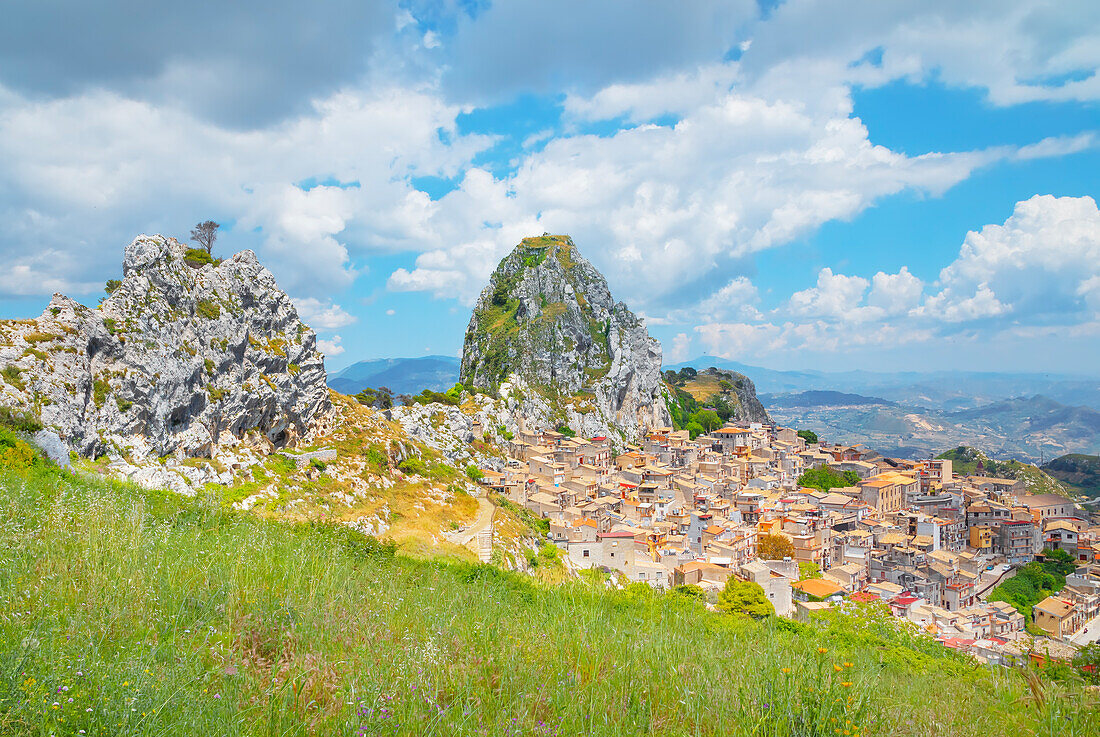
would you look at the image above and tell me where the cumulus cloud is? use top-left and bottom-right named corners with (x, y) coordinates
top-left (293, 298), bottom-right (357, 331)
top-left (742, 0), bottom-right (1100, 106)
top-left (924, 194), bottom-right (1100, 325)
top-left (0, 1), bottom-right (397, 127)
top-left (0, 82), bottom-right (489, 299)
top-left (317, 335), bottom-right (345, 357)
top-left (789, 268), bottom-right (870, 319)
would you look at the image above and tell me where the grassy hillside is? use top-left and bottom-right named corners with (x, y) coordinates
top-left (1, 436), bottom-right (1097, 735)
top-left (937, 446), bottom-right (1070, 496)
top-left (1042, 454), bottom-right (1100, 497)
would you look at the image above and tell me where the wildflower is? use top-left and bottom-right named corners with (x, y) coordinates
top-left (781, 667), bottom-right (790, 674)
top-left (817, 647), bottom-right (828, 654)
top-left (122, 681), bottom-right (129, 687)
top-left (834, 664), bottom-right (842, 672)
top-left (841, 682), bottom-right (852, 688)
top-left (844, 662), bottom-right (853, 668)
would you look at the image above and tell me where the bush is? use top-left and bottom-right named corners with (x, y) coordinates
top-left (798, 466), bottom-right (860, 492)
top-left (555, 425), bottom-right (576, 438)
top-left (716, 578), bottom-right (774, 618)
top-left (498, 424), bottom-right (514, 441)
top-left (0, 366), bottom-right (25, 391)
top-left (397, 457), bottom-right (427, 476)
top-left (465, 464), bottom-right (483, 482)
top-left (797, 429), bottom-right (819, 444)
top-left (196, 299), bottom-right (221, 320)
top-left (685, 421), bottom-right (705, 439)
top-left (184, 248), bottom-right (215, 267)
top-left (0, 406), bottom-right (41, 433)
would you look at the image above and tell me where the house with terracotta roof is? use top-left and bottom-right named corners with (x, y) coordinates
top-left (792, 577), bottom-right (844, 601)
top-left (1033, 595), bottom-right (1084, 639)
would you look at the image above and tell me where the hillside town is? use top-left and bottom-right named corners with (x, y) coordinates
top-left (480, 420), bottom-right (1100, 664)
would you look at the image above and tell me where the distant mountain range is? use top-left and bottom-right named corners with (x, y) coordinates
top-left (329, 356), bottom-right (459, 396)
top-left (759, 391), bottom-right (896, 409)
top-left (667, 356), bottom-right (1100, 412)
top-left (762, 393), bottom-right (1100, 463)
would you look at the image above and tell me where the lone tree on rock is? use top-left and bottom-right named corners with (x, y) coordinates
top-left (190, 220), bottom-right (220, 255)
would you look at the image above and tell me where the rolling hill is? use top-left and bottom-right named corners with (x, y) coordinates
top-left (329, 355), bottom-right (460, 396)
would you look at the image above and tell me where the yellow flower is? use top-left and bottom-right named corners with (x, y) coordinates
top-left (834, 664), bottom-right (842, 672)
top-left (122, 681), bottom-right (129, 687)
top-left (841, 681), bottom-right (853, 688)
top-left (817, 647), bottom-right (828, 654)
top-left (782, 668), bottom-right (791, 674)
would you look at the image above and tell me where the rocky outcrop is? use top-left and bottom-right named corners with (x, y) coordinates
top-left (460, 235), bottom-right (670, 441)
top-left (0, 234), bottom-right (331, 459)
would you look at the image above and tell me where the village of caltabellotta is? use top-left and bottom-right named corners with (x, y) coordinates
top-left (1, 2), bottom-right (1099, 735)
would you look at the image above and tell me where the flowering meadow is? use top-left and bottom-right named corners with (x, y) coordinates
top-left (0, 434), bottom-right (1097, 736)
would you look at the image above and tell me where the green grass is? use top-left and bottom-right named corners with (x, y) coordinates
top-left (0, 453), bottom-right (1097, 735)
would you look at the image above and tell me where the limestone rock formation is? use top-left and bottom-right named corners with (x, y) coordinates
top-left (0, 234), bottom-right (331, 459)
top-left (460, 235), bottom-right (670, 441)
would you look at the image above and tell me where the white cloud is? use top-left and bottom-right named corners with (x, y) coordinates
top-left (789, 268), bottom-right (869, 319)
top-left (385, 308), bottom-right (396, 316)
top-left (292, 298), bottom-right (357, 331)
top-left (666, 333), bottom-right (692, 363)
top-left (867, 266), bottom-right (923, 316)
top-left (0, 82), bottom-right (491, 299)
top-left (924, 194), bottom-right (1100, 324)
top-left (317, 335), bottom-right (344, 356)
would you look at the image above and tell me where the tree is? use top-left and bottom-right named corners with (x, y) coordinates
top-left (718, 379), bottom-right (733, 393)
top-left (798, 466), bottom-right (859, 492)
top-left (757, 533), bottom-right (794, 560)
top-left (797, 429), bottom-right (818, 444)
top-left (716, 578), bottom-right (774, 618)
top-left (190, 220), bottom-right (220, 255)
top-left (685, 421), bottom-right (705, 440)
top-left (798, 561), bottom-right (822, 580)
top-left (104, 279), bottom-right (122, 294)
top-left (693, 409), bottom-right (721, 433)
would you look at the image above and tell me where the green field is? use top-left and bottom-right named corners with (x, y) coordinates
top-left (0, 431), bottom-right (1097, 735)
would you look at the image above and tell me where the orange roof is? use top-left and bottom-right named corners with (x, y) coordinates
top-left (704, 525), bottom-right (725, 535)
top-left (792, 579), bottom-right (845, 598)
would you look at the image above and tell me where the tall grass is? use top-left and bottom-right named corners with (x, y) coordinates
top-left (0, 458), bottom-right (1096, 735)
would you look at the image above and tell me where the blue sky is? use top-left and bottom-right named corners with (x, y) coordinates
top-left (0, 1), bottom-right (1098, 374)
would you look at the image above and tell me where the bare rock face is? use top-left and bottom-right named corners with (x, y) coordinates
top-left (0, 234), bottom-right (331, 458)
top-left (460, 235), bottom-right (670, 441)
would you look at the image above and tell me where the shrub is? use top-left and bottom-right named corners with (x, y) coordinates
top-left (685, 421), bottom-right (705, 439)
top-left (498, 424), bottom-right (514, 441)
top-left (465, 464), bottom-right (483, 482)
top-left (797, 429), bottom-right (819, 444)
top-left (104, 278), bottom-right (122, 294)
top-left (0, 366), bottom-right (26, 391)
top-left (555, 425), bottom-right (576, 438)
top-left (310, 458), bottom-right (328, 473)
top-left (184, 248), bottom-right (215, 267)
top-left (0, 427), bottom-right (42, 470)
top-left (397, 457), bottom-right (427, 476)
top-left (92, 379), bottom-right (110, 408)
top-left (363, 445), bottom-right (388, 470)
top-left (196, 299), bottom-right (221, 320)
top-left (0, 406), bottom-right (41, 433)
top-left (716, 578), bottom-right (775, 618)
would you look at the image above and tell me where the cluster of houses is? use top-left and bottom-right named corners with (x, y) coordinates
top-left (478, 421), bottom-right (1100, 659)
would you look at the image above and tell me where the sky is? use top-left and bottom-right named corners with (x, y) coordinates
top-left (0, 0), bottom-right (1098, 375)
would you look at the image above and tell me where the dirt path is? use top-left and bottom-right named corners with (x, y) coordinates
top-left (454, 495), bottom-right (495, 550)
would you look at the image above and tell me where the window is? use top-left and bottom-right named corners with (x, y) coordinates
top-left (582, 550), bottom-right (590, 558)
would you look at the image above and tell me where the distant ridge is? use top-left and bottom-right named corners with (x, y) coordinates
top-left (330, 355), bottom-right (459, 396)
top-left (760, 390), bottom-right (896, 409)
